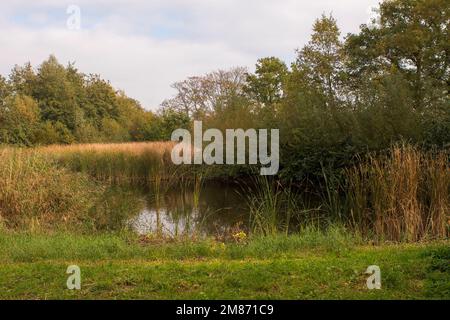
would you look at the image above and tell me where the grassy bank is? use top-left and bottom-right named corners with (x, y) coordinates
top-left (0, 232), bottom-right (448, 299)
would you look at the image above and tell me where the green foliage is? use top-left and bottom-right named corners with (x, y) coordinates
top-left (294, 14), bottom-right (344, 106)
top-left (245, 57), bottom-right (288, 106)
top-left (0, 55), bottom-right (159, 145)
top-left (269, 1), bottom-right (448, 181)
top-left (344, 0), bottom-right (449, 109)
top-left (150, 109), bottom-right (191, 140)
top-left (84, 74), bottom-right (120, 125)
top-left (0, 75), bottom-right (10, 99)
top-left (157, 0), bottom-right (449, 182)
top-left (0, 95), bottom-right (40, 145)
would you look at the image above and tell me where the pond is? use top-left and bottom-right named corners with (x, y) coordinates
top-left (96, 182), bottom-right (251, 237)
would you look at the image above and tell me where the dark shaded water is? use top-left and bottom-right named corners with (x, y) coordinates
top-left (100, 182), bottom-right (250, 237)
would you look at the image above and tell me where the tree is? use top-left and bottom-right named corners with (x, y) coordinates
top-left (32, 55), bottom-right (80, 131)
top-left (162, 67), bottom-right (249, 120)
top-left (156, 109), bottom-right (190, 140)
top-left (84, 74), bottom-right (120, 125)
top-left (34, 121), bottom-right (74, 145)
top-left (162, 76), bottom-right (210, 118)
top-left (0, 76), bottom-right (10, 104)
top-left (245, 57), bottom-right (288, 106)
top-left (100, 118), bottom-right (129, 142)
top-left (294, 14), bottom-right (344, 106)
top-left (9, 62), bottom-right (36, 96)
top-left (0, 95), bottom-right (40, 145)
top-left (115, 92), bottom-right (154, 141)
top-left (345, 0), bottom-right (450, 109)
top-left (244, 57), bottom-right (288, 127)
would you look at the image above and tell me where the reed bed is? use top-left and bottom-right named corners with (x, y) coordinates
top-left (38, 142), bottom-right (186, 186)
top-left (345, 145), bottom-right (449, 242)
top-left (246, 175), bottom-right (314, 236)
top-left (39, 141), bottom-right (175, 155)
top-left (247, 146), bottom-right (449, 242)
top-left (0, 148), bottom-right (102, 231)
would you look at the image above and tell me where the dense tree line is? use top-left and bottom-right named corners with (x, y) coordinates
top-left (161, 0), bottom-right (449, 180)
top-left (1, 0), bottom-right (448, 180)
top-left (0, 55), bottom-right (188, 145)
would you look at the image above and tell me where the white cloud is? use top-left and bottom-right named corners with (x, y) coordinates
top-left (0, 0), bottom-right (379, 110)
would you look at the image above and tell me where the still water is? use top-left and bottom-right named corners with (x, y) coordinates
top-left (98, 182), bottom-right (250, 237)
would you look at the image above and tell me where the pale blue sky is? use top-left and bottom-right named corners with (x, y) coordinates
top-left (0, 0), bottom-right (380, 109)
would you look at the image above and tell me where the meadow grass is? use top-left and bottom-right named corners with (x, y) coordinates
top-left (0, 230), bottom-right (448, 299)
top-left (0, 226), bottom-right (362, 262)
top-left (39, 142), bottom-right (174, 154)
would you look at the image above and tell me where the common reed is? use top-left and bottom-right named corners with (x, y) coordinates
top-left (247, 146), bottom-right (448, 242)
top-left (345, 145), bottom-right (449, 241)
top-left (246, 176), bottom-right (304, 236)
top-left (39, 142), bottom-right (182, 186)
top-left (39, 141), bottom-right (174, 155)
top-left (0, 148), bottom-right (102, 231)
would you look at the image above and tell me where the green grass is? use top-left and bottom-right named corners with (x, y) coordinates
top-left (0, 232), bottom-right (448, 299)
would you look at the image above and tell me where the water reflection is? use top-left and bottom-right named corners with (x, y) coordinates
top-left (130, 208), bottom-right (203, 236)
top-left (101, 182), bottom-right (249, 237)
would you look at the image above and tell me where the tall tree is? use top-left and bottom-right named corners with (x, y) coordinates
top-left (294, 14), bottom-right (344, 106)
top-left (162, 67), bottom-right (249, 120)
top-left (245, 57), bottom-right (288, 106)
top-left (0, 76), bottom-right (10, 104)
top-left (32, 55), bottom-right (79, 132)
top-left (345, 0), bottom-right (450, 109)
top-left (9, 62), bottom-right (36, 96)
top-left (84, 74), bottom-right (120, 125)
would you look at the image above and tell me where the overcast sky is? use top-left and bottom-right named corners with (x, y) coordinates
top-left (0, 0), bottom-right (380, 110)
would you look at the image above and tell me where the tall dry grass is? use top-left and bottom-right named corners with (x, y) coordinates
top-left (38, 142), bottom-right (183, 186)
top-left (0, 148), bottom-right (102, 231)
top-left (346, 145), bottom-right (449, 241)
top-left (39, 141), bottom-right (174, 155)
top-left (247, 145), bottom-right (448, 242)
